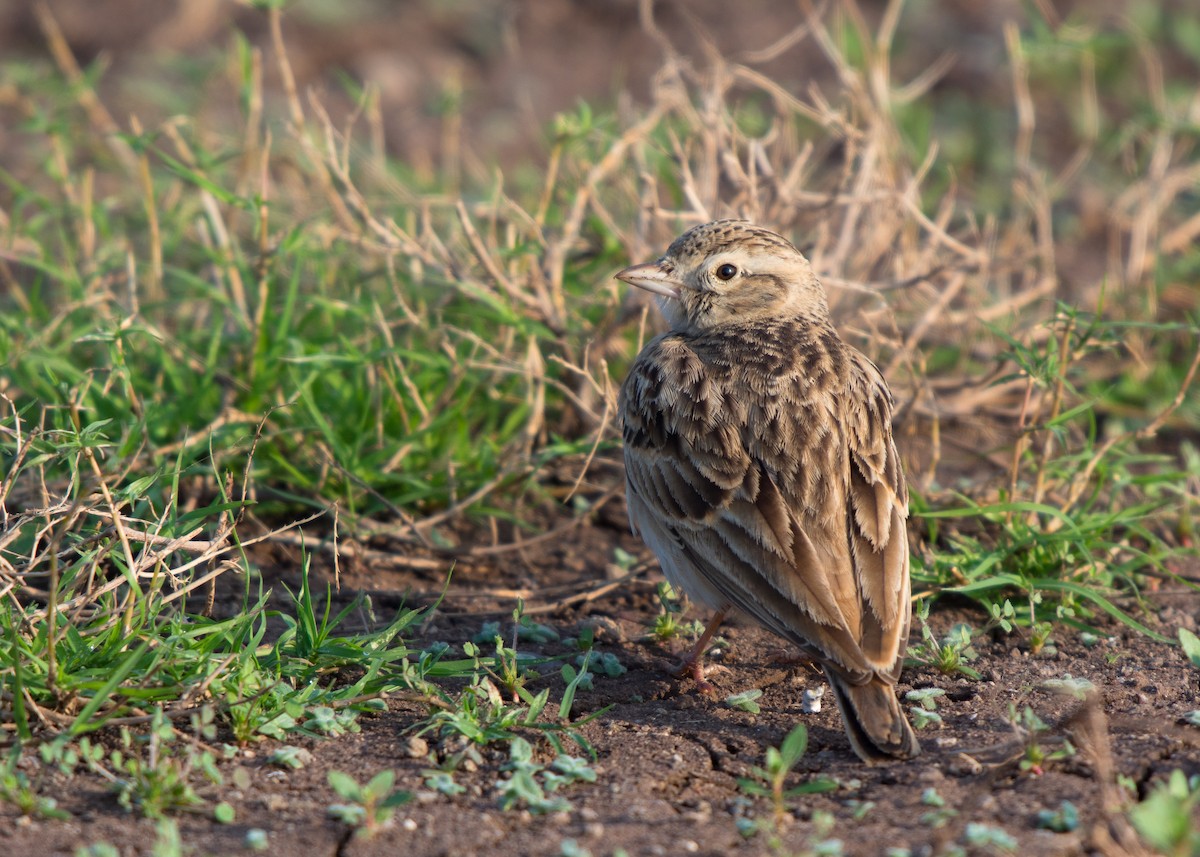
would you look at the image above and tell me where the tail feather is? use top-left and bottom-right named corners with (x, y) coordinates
top-left (824, 667), bottom-right (920, 763)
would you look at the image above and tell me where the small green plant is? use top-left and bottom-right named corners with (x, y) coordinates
top-left (1008, 704), bottom-right (1075, 775)
top-left (919, 788), bottom-right (958, 829)
top-left (725, 689), bottom-right (764, 713)
top-left (649, 582), bottom-right (687, 641)
top-left (106, 709), bottom-right (222, 819)
top-left (737, 725), bottom-right (837, 824)
top-left (326, 770), bottom-right (411, 839)
top-left (583, 650), bottom-right (626, 678)
top-left (516, 617), bottom-right (561, 645)
top-left (493, 737), bottom-right (595, 813)
top-left (804, 810), bottom-right (844, 856)
top-left (1128, 770), bottom-right (1200, 857)
top-left (1035, 800), bottom-right (1080, 833)
top-left (906, 602), bottom-right (982, 679)
top-left (151, 819), bottom-right (183, 857)
top-left (1039, 675), bottom-right (1095, 700)
top-left (1180, 628), bottom-right (1200, 669)
top-left (423, 770), bottom-right (467, 796)
top-left (904, 688), bottom-right (947, 729)
top-left (963, 823), bottom-right (1017, 852)
top-left (1029, 620), bottom-right (1056, 656)
top-left (984, 599), bottom-right (1018, 633)
top-left (0, 753), bottom-right (71, 820)
top-left (486, 635), bottom-right (539, 702)
top-left (267, 747), bottom-right (313, 770)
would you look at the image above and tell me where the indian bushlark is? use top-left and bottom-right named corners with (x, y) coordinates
top-left (617, 220), bottom-right (920, 762)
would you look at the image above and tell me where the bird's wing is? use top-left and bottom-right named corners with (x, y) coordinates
top-left (620, 335), bottom-right (880, 682)
top-left (842, 351), bottom-right (911, 679)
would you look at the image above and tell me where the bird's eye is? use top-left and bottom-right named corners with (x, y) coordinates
top-left (715, 263), bottom-right (738, 281)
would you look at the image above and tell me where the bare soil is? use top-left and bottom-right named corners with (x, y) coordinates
top-left (4, 502), bottom-right (1199, 856)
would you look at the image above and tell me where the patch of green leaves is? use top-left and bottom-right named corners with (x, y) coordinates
top-left (494, 737), bottom-right (595, 813)
top-left (327, 769), bottom-right (411, 839)
top-left (1128, 770), bottom-right (1200, 857)
top-left (1179, 628), bottom-right (1200, 669)
top-left (725, 689), bottom-right (764, 714)
top-left (1035, 801), bottom-right (1080, 833)
top-left (905, 688), bottom-right (947, 730)
top-left (0, 749), bottom-right (72, 820)
top-left (906, 602), bottom-right (982, 679)
top-left (737, 725), bottom-right (837, 824)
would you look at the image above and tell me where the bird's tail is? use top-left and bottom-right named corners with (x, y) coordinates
top-left (824, 667), bottom-right (920, 763)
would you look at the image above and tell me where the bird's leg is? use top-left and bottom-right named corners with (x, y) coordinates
top-left (674, 606), bottom-right (729, 692)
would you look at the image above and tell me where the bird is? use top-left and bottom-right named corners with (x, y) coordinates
top-left (616, 219), bottom-right (920, 763)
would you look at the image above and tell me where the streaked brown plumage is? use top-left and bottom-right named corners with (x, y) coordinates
top-left (617, 220), bottom-right (920, 763)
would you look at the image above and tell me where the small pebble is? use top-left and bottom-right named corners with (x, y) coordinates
top-left (580, 615), bottom-right (623, 641)
top-left (947, 754), bottom-right (983, 777)
top-left (801, 686), bottom-right (825, 714)
top-left (403, 736), bottom-right (429, 759)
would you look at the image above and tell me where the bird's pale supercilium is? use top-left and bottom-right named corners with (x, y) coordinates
top-left (617, 219), bottom-right (920, 763)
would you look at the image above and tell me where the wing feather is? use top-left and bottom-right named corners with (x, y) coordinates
top-left (844, 353), bottom-right (911, 672)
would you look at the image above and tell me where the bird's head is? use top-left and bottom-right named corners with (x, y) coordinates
top-left (616, 220), bottom-right (829, 333)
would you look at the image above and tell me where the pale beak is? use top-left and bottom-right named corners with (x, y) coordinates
top-left (616, 261), bottom-right (682, 300)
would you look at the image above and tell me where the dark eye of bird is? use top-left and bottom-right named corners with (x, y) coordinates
top-left (715, 263), bottom-right (738, 281)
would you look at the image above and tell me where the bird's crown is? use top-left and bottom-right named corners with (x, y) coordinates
top-left (664, 219), bottom-right (800, 265)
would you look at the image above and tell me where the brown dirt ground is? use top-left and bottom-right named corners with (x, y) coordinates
top-left (3, 496), bottom-right (1199, 857)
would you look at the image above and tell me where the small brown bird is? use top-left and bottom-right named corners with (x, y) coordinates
top-left (617, 220), bottom-right (920, 763)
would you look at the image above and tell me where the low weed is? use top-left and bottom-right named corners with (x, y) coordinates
top-left (904, 688), bottom-right (947, 730)
top-left (494, 737), bottom-right (596, 814)
top-left (1006, 703), bottom-right (1076, 776)
top-left (1128, 770), bottom-right (1200, 857)
top-left (905, 601), bottom-right (982, 679)
top-left (0, 750), bottom-right (71, 821)
top-left (326, 769), bottom-right (411, 839)
top-left (737, 725), bottom-right (838, 827)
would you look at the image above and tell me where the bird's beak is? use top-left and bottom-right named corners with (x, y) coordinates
top-left (616, 261), bottom-right (682, 300)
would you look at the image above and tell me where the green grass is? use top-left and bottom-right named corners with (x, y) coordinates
top-left (910, 306), bottom-right (1198, 636)
top-left (1, 0), bottom-right (1199, 841)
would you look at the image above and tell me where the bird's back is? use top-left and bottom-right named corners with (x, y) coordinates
top-left (620, 314), bottom-right (910, 678)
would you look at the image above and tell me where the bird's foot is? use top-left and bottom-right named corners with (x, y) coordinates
top-left (670, 654), bottom-right (730, 694)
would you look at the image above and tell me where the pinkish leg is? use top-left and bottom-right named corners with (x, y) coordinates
top-left (673, 607), bottom-right (729, 692)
